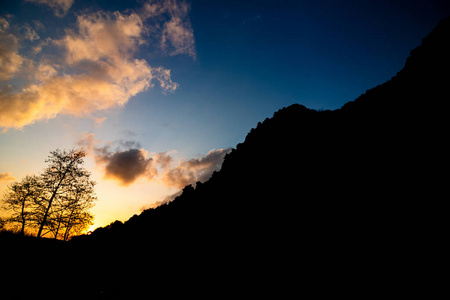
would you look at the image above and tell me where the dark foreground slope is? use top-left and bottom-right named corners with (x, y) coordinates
top-left (5, 17), bottom-right (449, 299)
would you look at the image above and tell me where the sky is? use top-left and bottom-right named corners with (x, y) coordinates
top-left (1, 0), bottom-right (449, 231)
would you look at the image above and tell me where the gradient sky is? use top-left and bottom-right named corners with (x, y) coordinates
top-left (1, 0), bottom-right (449, 231)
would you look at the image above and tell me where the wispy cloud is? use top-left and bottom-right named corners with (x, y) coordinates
top-left (0, 17), bottom-right (24, 81)
top-left (25, 0), bottom-right (74, 17)
top-left (141, 190), bottom-right (182, 210)
top-left (0, 0), bottom-right (194, 131)
top-left (0, 172), bottom-right (15, 182)
top-left (140, 0), bottom-right (196, 58)
top-left (161, 148), bottom-right (231, 188)
top-left (77, 133), bottom-right (231, 188)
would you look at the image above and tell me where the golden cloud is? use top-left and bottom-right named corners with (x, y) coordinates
top-left (0, 17), bottom-right (24, 81)
top-left (0, 172), bottom-right (16, 182)
top-left (0, 9), bottom-right (180, 130)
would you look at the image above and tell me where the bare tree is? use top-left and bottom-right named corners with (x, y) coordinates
top-left (36, 149), bottom-right (96, 239)
top-left (1, 149), bottom-right (96, 239)
top-left (62, 175), bottom-right (96, 240)
top-left (1, 175), bottom-right (43, 235)
top-left (47, 174), bottom-right (96, 240)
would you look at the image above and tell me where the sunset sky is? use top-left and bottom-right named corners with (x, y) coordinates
top-left (1, 0), bottom-right (449, 231)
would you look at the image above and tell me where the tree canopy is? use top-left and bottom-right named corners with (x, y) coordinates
top-left (1, 149), bottom-right (96, 240)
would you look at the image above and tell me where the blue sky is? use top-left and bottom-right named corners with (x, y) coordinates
top-left (1, 0), bottom-right (449, 229)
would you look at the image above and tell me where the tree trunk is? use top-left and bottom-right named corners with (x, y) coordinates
top-left (54, 215), bottom-right (62, 240)
top-left (20, 222), bottom-right (25, 236)
top-left (37, 174), bottom-right (68, 238)
top-left (63, 210), bottom-right (74, 241)
top-left (20, 198), bottom-right (26, 236)
top-left (36, 151), bottom-right (82, 238)
top-left (37, 193), bottom-right (55, 238)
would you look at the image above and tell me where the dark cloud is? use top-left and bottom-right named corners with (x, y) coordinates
top-left (77, 132), bottom-right (155, 186)
top-left (104, 149), bottom-right (154, 186)
top-left (77, 132), bottom-right (231, 188)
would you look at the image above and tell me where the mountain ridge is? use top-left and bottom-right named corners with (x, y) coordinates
top-left (84, 16), bottom-right (450, 249)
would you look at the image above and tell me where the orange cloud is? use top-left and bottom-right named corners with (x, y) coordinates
top-left (0, 10), bottom-right (179, 130)
top-left (0, 17), bottom-right (24, 81)
top-left (0, 172), bottom-right (15, 182)
top-left (59, 11), bottom-right (144, 63)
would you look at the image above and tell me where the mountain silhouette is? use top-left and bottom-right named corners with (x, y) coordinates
top-left (5, 16), bottom-right (449, 299)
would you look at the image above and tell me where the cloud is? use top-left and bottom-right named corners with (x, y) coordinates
top-left (153, 152), bottom-right (173, 169)
top-left (0, 9), bottom-right (182, 130)
top-left (104, 149), bottom-right (155, 186)
top-left (85, 136), bottom-right (157, 186)
top-left (140, 0), bottom-right (196, 58)
top-left (161, 148), bottom-right (232, 189)
top-left (161, 15), bottom-right (195, 58)
top-left (21, 24), bottom-right (40, 41)
top-left (77, 133), bottom-right (156, 186)
top-left (0, 172), bottom-right (16, 182)
top-left (141, 190), bottom-right (182, 211)
top-left (58, 11), bottom-right (144, 64)
top-left (25, 0), bottom-right (74, 17)
top-left (77, 133), bottom-right (231, 188)
top-left (0, 17), bottom-right (24, 80)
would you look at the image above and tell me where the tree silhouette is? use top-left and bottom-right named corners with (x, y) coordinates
top-left (1, 149), bottom-right (96, 239)
top-left (50, 174), bottom-right (96, 240)
top-left (1, 175), bottom-right (43, 235)
top-left (36, 149), bottom-right (93, 238)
